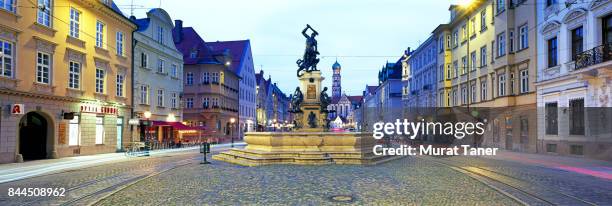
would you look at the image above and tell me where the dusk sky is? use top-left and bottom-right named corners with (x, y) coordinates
top-left (117, 0), bottom-right (452, 95)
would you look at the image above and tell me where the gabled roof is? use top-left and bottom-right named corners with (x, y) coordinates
top-left (348, 95), bottom-right (363, 103)
top-left (205, 40), bottom-right (251, 75)
top-left (173, 27), bottom-right (219, 65)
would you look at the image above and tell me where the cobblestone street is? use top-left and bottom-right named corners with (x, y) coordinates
top-left (0, 147), bottom-right (610, 205)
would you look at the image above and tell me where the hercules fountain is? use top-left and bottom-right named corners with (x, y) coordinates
top-left (213, 25), bottom-right (389, 166)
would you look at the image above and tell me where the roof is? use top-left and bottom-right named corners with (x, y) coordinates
top-left (332, 61), bottom-right (341, 70)
top-left (205, 40), bottom-right (251, 75)
top-left (367, 86), bottom-right (378, 94)
top-left (173, 27), bottom-right (219, 65)
top-left (348, 95), bottom-right (363, 103)
top-left (133, 18), bottom-right (150, 32)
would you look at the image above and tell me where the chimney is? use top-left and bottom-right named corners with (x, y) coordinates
top-left (173, 20), bottom-right (183, 43)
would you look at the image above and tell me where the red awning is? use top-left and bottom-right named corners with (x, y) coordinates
top-left (151, 121), bottom-right (206, 131)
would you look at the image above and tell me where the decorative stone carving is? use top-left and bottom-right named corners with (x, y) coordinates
top-left (66, 48), bottom-right (85, 63)
top-left (540, 21), bottom-right (561, 35)
top-left (0, 27), bottom-right (18, 42)
top-left (34, 36), bottom-right (57, 54)
top-left (590, 0), bottom-right (610, 10)
top-left (94, 58), bottom-right (110, 71)
top-left (563, 8), bottom-right (587, 24)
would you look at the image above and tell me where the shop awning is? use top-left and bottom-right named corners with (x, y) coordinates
top-left (151, 121), bottom-right (206, 131)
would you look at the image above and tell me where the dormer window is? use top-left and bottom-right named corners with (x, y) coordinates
top-left (190, 50), bottom-right (197, 58)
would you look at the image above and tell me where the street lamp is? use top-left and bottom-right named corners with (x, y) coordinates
top-left (230, 117), bottom-right (236, 147)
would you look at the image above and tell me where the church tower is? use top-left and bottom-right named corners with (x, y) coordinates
top-left (332, 61), bottom-right (342, 100)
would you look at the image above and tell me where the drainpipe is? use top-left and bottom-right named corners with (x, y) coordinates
top-left (131, 36), bottom-right (138, 144)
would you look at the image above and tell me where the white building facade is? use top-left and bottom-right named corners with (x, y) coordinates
top-left (536, 0), bottom-right (612, 159)
top-left (132, 9), bottom-right (184, 142)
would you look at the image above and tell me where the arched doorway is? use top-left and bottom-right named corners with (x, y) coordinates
top-left (19, 112), bottom-right (49, 161)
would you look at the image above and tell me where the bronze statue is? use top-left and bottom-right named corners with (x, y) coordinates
top-left (308, 111), bottom-right (317, 128)
top-left (320, 87), bottom-right (330, 112)
top-left (296, 24), bottom-right (320, 77)
top-left (290, 87), bottom-right (304, 113)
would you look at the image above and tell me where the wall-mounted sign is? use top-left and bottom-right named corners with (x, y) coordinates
top-left (307, 85), bottom-right (316, 99)
top-left (11, 104), bottom-right (24, 115)
top-left (80, 104), bottom-right (119, 115)
top-left (128, 119), bottom-right (140, 125)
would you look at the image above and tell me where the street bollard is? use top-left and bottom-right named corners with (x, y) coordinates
top-left (200, 142), bottom-right (211, 164)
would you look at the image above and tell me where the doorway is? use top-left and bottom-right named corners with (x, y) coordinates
top-left (19, 112), bottom-right (48, 161)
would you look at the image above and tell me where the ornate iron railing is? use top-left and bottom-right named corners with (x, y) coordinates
top-left (575, 43), bottom-right (612, 70)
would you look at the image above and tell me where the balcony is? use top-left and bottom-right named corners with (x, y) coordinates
top-left (575, 43), bottom-right (612, 71)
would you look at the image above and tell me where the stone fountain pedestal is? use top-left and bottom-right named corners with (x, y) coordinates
top-left (213, 71), bottom-right (394, 166)
top-left (212, 131), bottom-right (393, 166)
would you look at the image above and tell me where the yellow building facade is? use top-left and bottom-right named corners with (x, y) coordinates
top-left (434, 0), bottom-right (538, 152)
top-left (0, 0), bottom-right (136, 163)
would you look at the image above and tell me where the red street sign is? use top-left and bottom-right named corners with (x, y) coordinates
top-left (11, 104), bottom-right (24, 115)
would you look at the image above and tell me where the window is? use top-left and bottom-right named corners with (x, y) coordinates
top-left (453, 61), bottom-right (458, 78)
top-left (498, 74), bottom-right (506, 96)
top-left (604, 15), bottom-right (612, 45)
top-left (203, 72), bottom-right (210, 83)
top-left (171, 93), bottom-right (178, 109)
top-left (480, 46), bottom-right (487, 67)
top-left (69, 8), bottom-right (80, 38)
top-left (190, 51), bottom-right (197, 58)
top-left (186, 98), bottom-right (194, 108)
top-left (157, 26), bottom-right (164, 43)
top-left (462, 25), bottom-right (467, 41)
top-left (446, 64), bottom-right (451, 79)
top-left (446, 92), bottom-right (451, 106)
top-left (140, 85), bottom-right (149, 104)
top-left (570, 145), bottom-right (584, 155)
top-left (461, 56), bottom-right (467, 74)
top-left (68, 116), bottom-right (80, 146)
top-left (96, 21), bottom-right (105, 48)
top-left (571, 26), bottom-right (583, 61)
top-left (141, 53), bottom-right (148, 68)
top-left (452, 31), bottom-right (458, 47)
top-left (471, 18), bottom-right (476, 36)
top-left (157, 89), bottom-right (164, 107)
top-left (519, 70), bottom-right (528, 93)
top-left (497, 0), bottom-right (505, 13)
top-left (545, 102), bottom-right (558, 135)
top-left (203, 97), bottom-right (210, 108)
top-left (212, 72), bottom-right (219, 83)
top-left (471, 84), bottom-right (476, 103)
top-left (0, 40), bottom-right (14, 78)
top-left (68, 61), bottom-right (80, 89)
top-left (480, 10), bottom-right (487, 31)
top-left (547, 37), bottom-right (558, 67)
top-left (546, 144), bottom-right (557, 153)
top-left (452, 89), bottom-right (458, 106)
top-left (439, 36), bottom-right (444, 51)
top-left (470, 51), bottom-right (477, 71)
top-left (446, 35), bottom-right (451, 48)
top-left (186, 72), bottom-right (193, 85)
top-left (509, 73), bottom-right (515, 95)
top-left (481, 80), bottom-right (487, 101)
top-left (37, 0), bottom-right (51, 27)
top-left (497, 32), bottom-right (506, 57)
top-left (116, 74), bottom-right (124, 97)
top-left (0, 0), bottom-right (15, 12)
top-left (95, 68), bottom-right (105, 93)
top-left (461, 86), bottom-right (467, 105)
top-left (157, 59), bottom-right (165, 73)
top-left (171, 64), bottom-right (178, 77)
top-left (569, 98), bottom-right (585, 135)
top-left (116, 32), bottom-right (124, 56)
top-left (95, 117), bottom-right (104, 145)
top-left (546, 0), bottom-right (557, 7)
top-left (36, 52), bottom-right (51, 84)
top-left (520, 117), bottom-right (528, 144)
top-left (509, 30), bottom-right (514, 52)
top-left (519, 24), bottom-right (528, 50)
